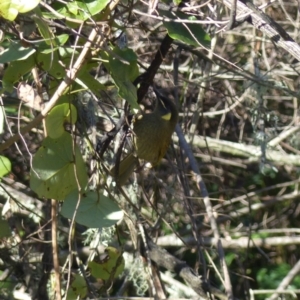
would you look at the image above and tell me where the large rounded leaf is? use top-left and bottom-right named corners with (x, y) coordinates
top-left (0, 0), bottom-right (40, 21)
top-left (30, 132), bottom-right (88, 200)
top-left (61, 190), bottom-right (123, 228)
top-left (46, 103), bottom-right (77, 139)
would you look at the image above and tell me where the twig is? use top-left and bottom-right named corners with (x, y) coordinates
top-left (222, 0), bottom-right (300, 61)
top-left (176, 125), bottom-right (234, 299)
top-left (227, 0), bottom-right (237, 30)
top-left (51, 200), bottom-right (61, 300)
top-left (156, 234), bottom-right (300, 249)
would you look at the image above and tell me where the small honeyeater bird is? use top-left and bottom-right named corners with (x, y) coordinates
top-left (112, 91), bottom-right (178, 185)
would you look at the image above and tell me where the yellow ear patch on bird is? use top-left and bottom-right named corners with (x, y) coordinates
top-left (161, 112), bottom-right (171, 121)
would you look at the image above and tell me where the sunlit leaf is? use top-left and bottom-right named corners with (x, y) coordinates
top-left (0, 156), bottom-right (11, 178)
top-left (0, 42), bottom-right (35, 63)
top-left (37, 34), bottom-right (69, 54)
top-left (52, 0), bottom-right (110, 21)
top-left (46, 104), bottom-right (77, 139)
top-left (61, 190), bottom-right (123, 228)
top-left (0, 0), bottom-right (40, 21)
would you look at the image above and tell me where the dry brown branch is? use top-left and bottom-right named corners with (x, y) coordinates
top-left (142, 232), bottom-right (229, 300)
top-left (156, 234), bottom-right (300, 249)
top-left (185, 135), bottom-right (300, 166)
top-left (222, 0), bottom-right (300, 61)
top-left (176, 124), bottom-right (233, 298)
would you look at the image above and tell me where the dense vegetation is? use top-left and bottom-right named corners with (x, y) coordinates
top-left (1, 0), bottom-right (300, 299)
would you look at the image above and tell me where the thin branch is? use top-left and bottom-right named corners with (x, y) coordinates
top-left (156, 234), bottom-right (300, 249)
top-left (222, 0), bottom-right (300, 61)
top-left (227, 0), bottom-right (237, 30)
top-left (176, 125), bottom-right (234, 299)
top-left (51, 200), bottom-right (61, 300)
top-left (184, 135), bottom-right (300, 167)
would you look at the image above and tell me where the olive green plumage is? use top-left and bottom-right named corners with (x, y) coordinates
top-left (112, 94), bottom-right (178, 185)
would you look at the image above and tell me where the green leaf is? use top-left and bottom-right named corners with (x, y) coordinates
top-left (76, 73), bottom-right (106, 96)
top-left (161, 11), bottom-right (211, 47)
top-left (30, 132), bottom-right (88, 200)
top-left (34, 34), bottom-right (69, 54)
top-left (108, 47), bottom-right (139, 82)
top-left (2, 54), bottom-right (36, 92)
top-left (61, 190), bottom-right (123, 228)
top-left (37, 52), bottom-right (65, 78)
top-left (256, 263), bottom-right (300, 293)
top-left (58, 46), bottom-right (79, 58)
top-left (46, 104), bottom-right (77, 139)
top-left (0, 156), bottom-right (11, 178)
top-left (32, 8), bottom-right (56, 46)
top-left (53, 34), bottom-right (69, 46)
top-left (0, 42), bottom-right (36, 63)
top-left (0, 270), bottom-right (14, 290)
top-left (0, 208), bottom-right (11, 239)
top-left (0, 218), bottom-right (11, 238)
top-left (114, 80), bottom-right (138, 108)
top-left (102, 47), bottom-right (139, 109)
top-left (0, 0), bottom-right (40, 21)
top-left (76, 0), bottom-right (110, 19)
top-left (88, 247), bottom-right (124, 280)
top-left (225, 252), bottom-right (235, 266)
top-left (53, 0), bottom-right (110, 21)
top-left (66, 274), bottom-right (87, 300)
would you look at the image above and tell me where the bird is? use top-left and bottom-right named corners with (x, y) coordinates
top-left (111, 91), bottom-right (178, 185)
